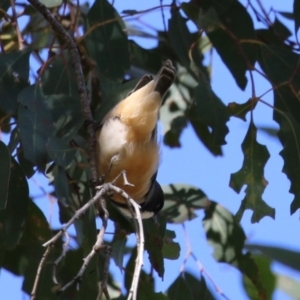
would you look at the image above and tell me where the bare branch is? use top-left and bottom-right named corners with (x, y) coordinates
top-left (31, 245), bottom-right (52, 300)
top-left (52, 231), bottom-right (70, 284)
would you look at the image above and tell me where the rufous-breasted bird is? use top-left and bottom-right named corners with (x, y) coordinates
top-left (96, 60), bottom-right (176, 218)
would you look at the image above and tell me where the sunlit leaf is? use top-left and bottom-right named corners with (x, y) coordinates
top-left (86, 0), bottom-right (130, 81)
top-left (0, 50), bottom-right (30, 113)
top-left (0, 141), bottom-right (10, 209)
top-left (39, 0), bottom-right (62, 8)
top-left (203, 202), bottom-right (265, 297)
top-left (230, 121), bottom-right (274, 223)
top-left (162, 184), bottom-right (210, 223)
top-left (243, 255), bottom-right (275, 300)
top-left (276, 273), bottom-right (300, 299)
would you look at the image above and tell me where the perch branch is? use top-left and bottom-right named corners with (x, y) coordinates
top-left (30, 245), bottom-right (52, 300)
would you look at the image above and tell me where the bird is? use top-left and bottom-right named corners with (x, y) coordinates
top-left (96, 60), bottom-right (176, 218)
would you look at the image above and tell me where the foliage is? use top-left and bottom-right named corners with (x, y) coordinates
top-left (1, 0), bottom-right (300, 299)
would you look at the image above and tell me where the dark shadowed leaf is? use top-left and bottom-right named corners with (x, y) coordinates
top-left (243, 255), bottom-right (275, 300)
top-left (129, 40), bottom-right (164, 74)
top-left (18, 85), bottom-right (54, 170)
top-left (246, 244), bottom-right (300, 272)
top-left (167, 273), bottom-right (193, 300)
top-left (17, 146), bottom-right (35, 178)
top-left (230, 121), bottom-right (274, 223)
top-left (46, 94), bottom-right (83, 143)
top-left (52, 165), bottom-right (70, 223)
top-left (188, 106), bottom-right (223, 156)
top-left (47, 135), bottom-right (76, 168)
top-left (0, 0), bottom-right (10, 11)
top-left (180, 273), bottom-right (216, 300)
top-left (144, 217), bottom-right (166, 278)
top-left (194, 81), bottom-right (229, 146)
top-left (86, 0), bottom-right (129, 81)
top-left (7, 126), bottom-right (19, 153)
top-left (259, 45), bottom-right (300, 214)
top-left (162, 230), bottom-right (180, 260)
top-left (272, 18), bottom-right (292, 40)
top-left (0, 50), bottom-right (30, 113)
top-left (41, 52), bottom-right (78, 98)
top-left (0, 141), bottom-right (10, 209)
top-left (0, 158), bottom-right (29, 249)
top-left (111, 231), bottom-right (127, 270)
top-left (195, 1), bottom-right (256, 90)
top-left (163, 116), bottom-right (188, 148)
top-left (124, 252), bottom-right (168, 299)
top-left (203, 202), bottom-right (265, 297)
top-left (168, 7), bottom-right (205, 81)
top-left (227, 98), bottom-right (257, 121)
top-left (168, 8), bottom-right (193, 73)
top-left (162, 184), bottom-right (210, 223)
top-left (294, 0), bottom-right (300, 33)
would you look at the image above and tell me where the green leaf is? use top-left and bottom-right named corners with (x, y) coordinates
top-left (168, 7), bottom-right (205, 80)
top-left (294, 0), bottom-right (300, 33)
top-left (162, 184), bottom-right (210, 223)
top-left (7, 126), bottom-right (20, 153)
top-left (246, 244), bottom-right (300, 272)
top-left (197, 2), bottom-right (257, 90)
top-left (259, 45), bottom-right (300, 214)
top-left (162, 230), bottom-right (180, 260)
top-left (0, 158), bottom-right (29, 249)
top-left (23, 6), bottom-right (55, 49)
top-left (194, 81), bottom-right (229, 145)
top-left (188, 106), bottom-right (223, 156)
top-left (168, 7), bottom-right (193, 72)
top-left (0, 141), bottom-right (11, 209)
top-left (41, 52), bottom-right (78, 98)
top-left (46, 94), bottom-right (83, 143)
top-left (242, 255), bottom-right (276, 300)
top-left (17, 146), bottom-right (35, 178)
top-left (111, 232), bottom-right (127, 270)
top-left (18, 85), bottom-right (54, 170)
top-left (227, 98), bottom-right (257, 121)
top-left (203, 202), bottom-right (266, 298)
top-left (86, 0), bottom-right (130, 81)
top-left (167, 274), bottom-right (193, 300)
top-left (39, 0), bottom-right (62, 7)
top-left (0, 50), bottom-right (30, 113)
top-left (230, 121), bottom-right (274, 223)
top-left (47, 135), bottom-right (76, 168)
top-left (163, 116), bottom-right (188, 148)
top-left (0, 0), bottom-right (10, 12)
top-left (183, 273), bottom-right (216, 300)
top-left (144, 217), bottom-right (166, 278)
top-left (272, 18), bottom-right (292, 40)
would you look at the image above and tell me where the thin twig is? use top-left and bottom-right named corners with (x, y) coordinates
top-left (27, 0), bottom-right (98, 185)
top-left (108, 185), bottom-right (144, 300)
top-left (52, 231), bottom-right (70, 284)
top-left (31, 245), bottom-right (52, 300)
top-left (10, 0), bottom-right (23, 50)
top-left (43, 185), bottom-right (107, 247)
